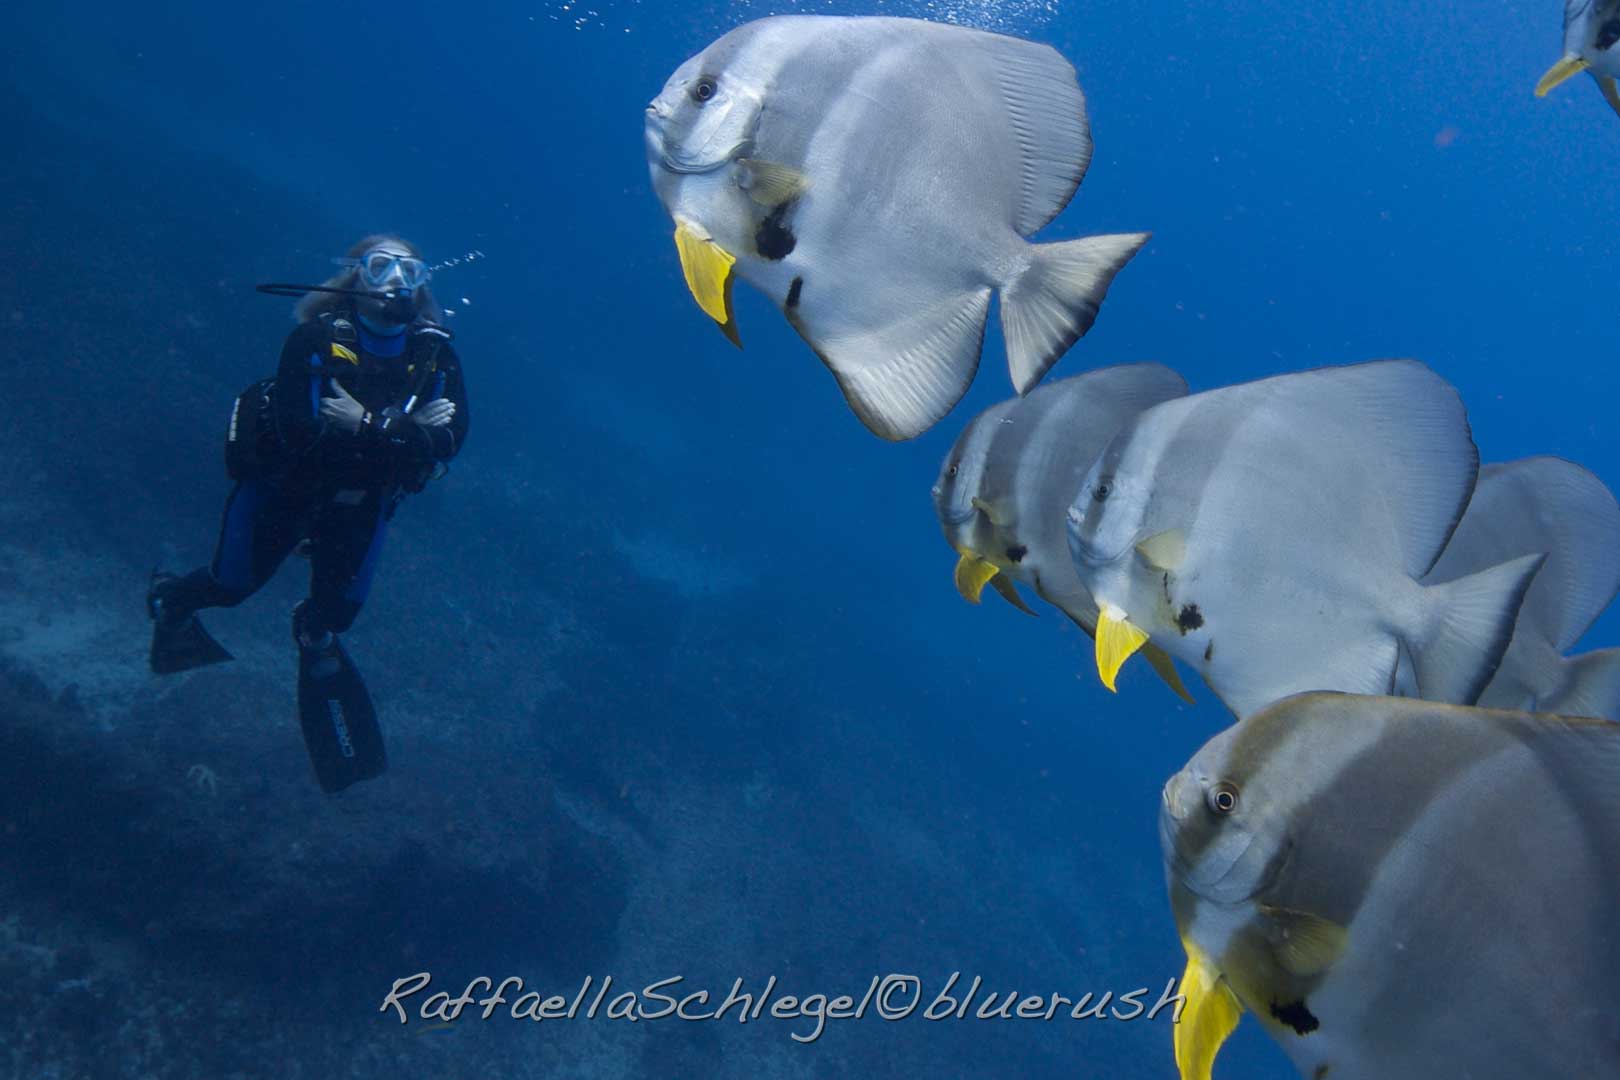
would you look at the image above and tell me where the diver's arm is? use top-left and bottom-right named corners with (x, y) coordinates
top-left (272, 321), bottom-right (337, 455)
top-left (357, 344), bottom-right (469, 465)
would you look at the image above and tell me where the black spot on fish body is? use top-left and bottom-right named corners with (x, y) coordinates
top-left (1203, 641), bottom-right (1214, 662)
top-left (1006, 545), bottom-right (1027, 563)
top-left (786, 277), bottom-right (803, 309)
top-left (755, 204), bottom-right (796, 260)
top-left (1313, 1066), bottom-right (1332, 1080)
top-left (1176, 604), bottom-right (1204, 635)
top-left (1600, 18), bottom-right (1620, 50)
top-left (1271, 998), bottom-right (1319, 1035)
top-left (1161, 573), bottom-right (1172, 606)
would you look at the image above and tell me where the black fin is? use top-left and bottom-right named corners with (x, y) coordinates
top-left (296, 631), bottom-right (386, 793)
top-left (147, 571), bottom-right (232, 675)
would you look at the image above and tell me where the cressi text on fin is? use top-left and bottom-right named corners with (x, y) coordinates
top-left (674, 221), bottom-right (741, 347)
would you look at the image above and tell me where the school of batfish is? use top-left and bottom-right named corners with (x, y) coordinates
top-left (647, 13), bottom-right (1620, 1080)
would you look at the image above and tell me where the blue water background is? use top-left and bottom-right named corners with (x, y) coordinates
top-left (2, 0), bottom-right (1615, 1076)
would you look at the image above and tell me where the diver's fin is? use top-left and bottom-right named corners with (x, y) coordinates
top-left (1413, 552), bottom-right (1546, 705)
top-left (1000, 232), bottom-right (1150, 395)
top-left (1598, 74), bottom-right (1620, 118)
top-left (146, 571), bottom-right (232, 675)
top-left (296, 634), bottom-right (386, 793)
top-left (737, 159), bottom-right (808, 207)
top-left (673, 221), bottom-right (741, 347)
top-left (149, 614), bottom-right (233, 675)
top-left (989, 574), bottom-right (1038, 616)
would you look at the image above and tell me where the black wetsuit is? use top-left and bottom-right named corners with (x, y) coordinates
top-left (161, 313), bottom-right (469, 637)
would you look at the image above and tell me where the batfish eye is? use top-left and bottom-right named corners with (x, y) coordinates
top-left (1092, 481), bottom-right (1111, 503)
top-left (691, 76), bottom-right (718, 103)
top-left (1208, 782), bottom-right (1240, 815)
top-left (948, 463), bottom-right (960, 478)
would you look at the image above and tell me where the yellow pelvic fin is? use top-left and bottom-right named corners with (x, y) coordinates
top-left (1096, 604), bottom-right (1149, 692)
top-left (1136, 529), bottom-right (1187, 571)
top-left (673, 221), bottom-right (740, 345)
top-left (1536, 54), bottom-right (1589, 97)
top-left (954, 552), bottom-right (1000, 604)
top-left (737, 158), bottom-right (809, 207)
top-left (1175, 941), bottom-right (1244, 1080)
top-left (1600, 75), bottom-right (1620, 118)
top-left (1144, 642), bottom-right (1195, 704)
top-left (989, 574), bottom-right (1038, 616)
top-left (330, 342), bottom-right (359, 364)
top-left (1260, 906), bottom-right (1349, 977)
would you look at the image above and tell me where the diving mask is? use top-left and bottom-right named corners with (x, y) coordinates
top-left (336, 250), bottom-right (431, 290)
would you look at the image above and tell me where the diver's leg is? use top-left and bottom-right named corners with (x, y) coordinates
top-left (147, 482), bottom-right (303, 674)
top-left (303, 491), bottom-right (390, 639)
top-left (292, 491), bottom-right (388, 792)
top-left (153, 482), bottom-right (301, 618)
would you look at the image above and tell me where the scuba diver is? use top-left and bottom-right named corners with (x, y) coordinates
top-left (146, 235), bottom-right (470, 793)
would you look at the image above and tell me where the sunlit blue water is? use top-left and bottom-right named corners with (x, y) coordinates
top-left (1, 1), bottom-right (1614, 1076)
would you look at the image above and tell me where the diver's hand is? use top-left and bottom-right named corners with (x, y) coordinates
top-left (414, 398), bottom-right (456, 428)
top-left (320, 383), bottom-right (367, 434)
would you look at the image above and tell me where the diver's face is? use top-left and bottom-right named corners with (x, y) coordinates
top-left (354, 245), bottom-right (418, 323)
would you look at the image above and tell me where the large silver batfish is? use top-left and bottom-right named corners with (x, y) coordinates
top-left (1163, 692), bottom-right (1620, 1080)
top-left (645, 15), bottom-right (1149, 441)
top-left (1064, 360), bottom-right (1545, 718)
top-left (1536, 0), bottom-right (1620, 117)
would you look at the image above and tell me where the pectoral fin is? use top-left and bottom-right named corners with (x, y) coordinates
top-left (990, 574), bottom-right (1038, 616)
top-left (737, 159), bottom-right (808, 207)
top-left (673, 221), bottom-right (741, 347)
top-left (1174, 940), bottom-right (1244, 1080)
top-left (1136, 529), bottom-right (1187, 571)
top-left (1260, 907), bottom-right (1348, 977)
top-left (954, 552), bottom-right (1000, 604)
top-left (1096, 603), bottom-right (1149, 692)
top-left (1536, 54), bottom-right (1589, 97)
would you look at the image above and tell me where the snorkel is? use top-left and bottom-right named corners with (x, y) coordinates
top-left (255, 282), bottom-right (418, 326)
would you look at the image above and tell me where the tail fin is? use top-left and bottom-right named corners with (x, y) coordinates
top-left (1000, 232), bottom-right (1149, 395)
top-left (1544, 648), bottom-right (1620, 722)
top-left (1412, 553), bottom-right (1545, 704)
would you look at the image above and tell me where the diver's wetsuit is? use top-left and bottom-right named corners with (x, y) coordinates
top-left (158, 315), bottom-right (469, 637)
